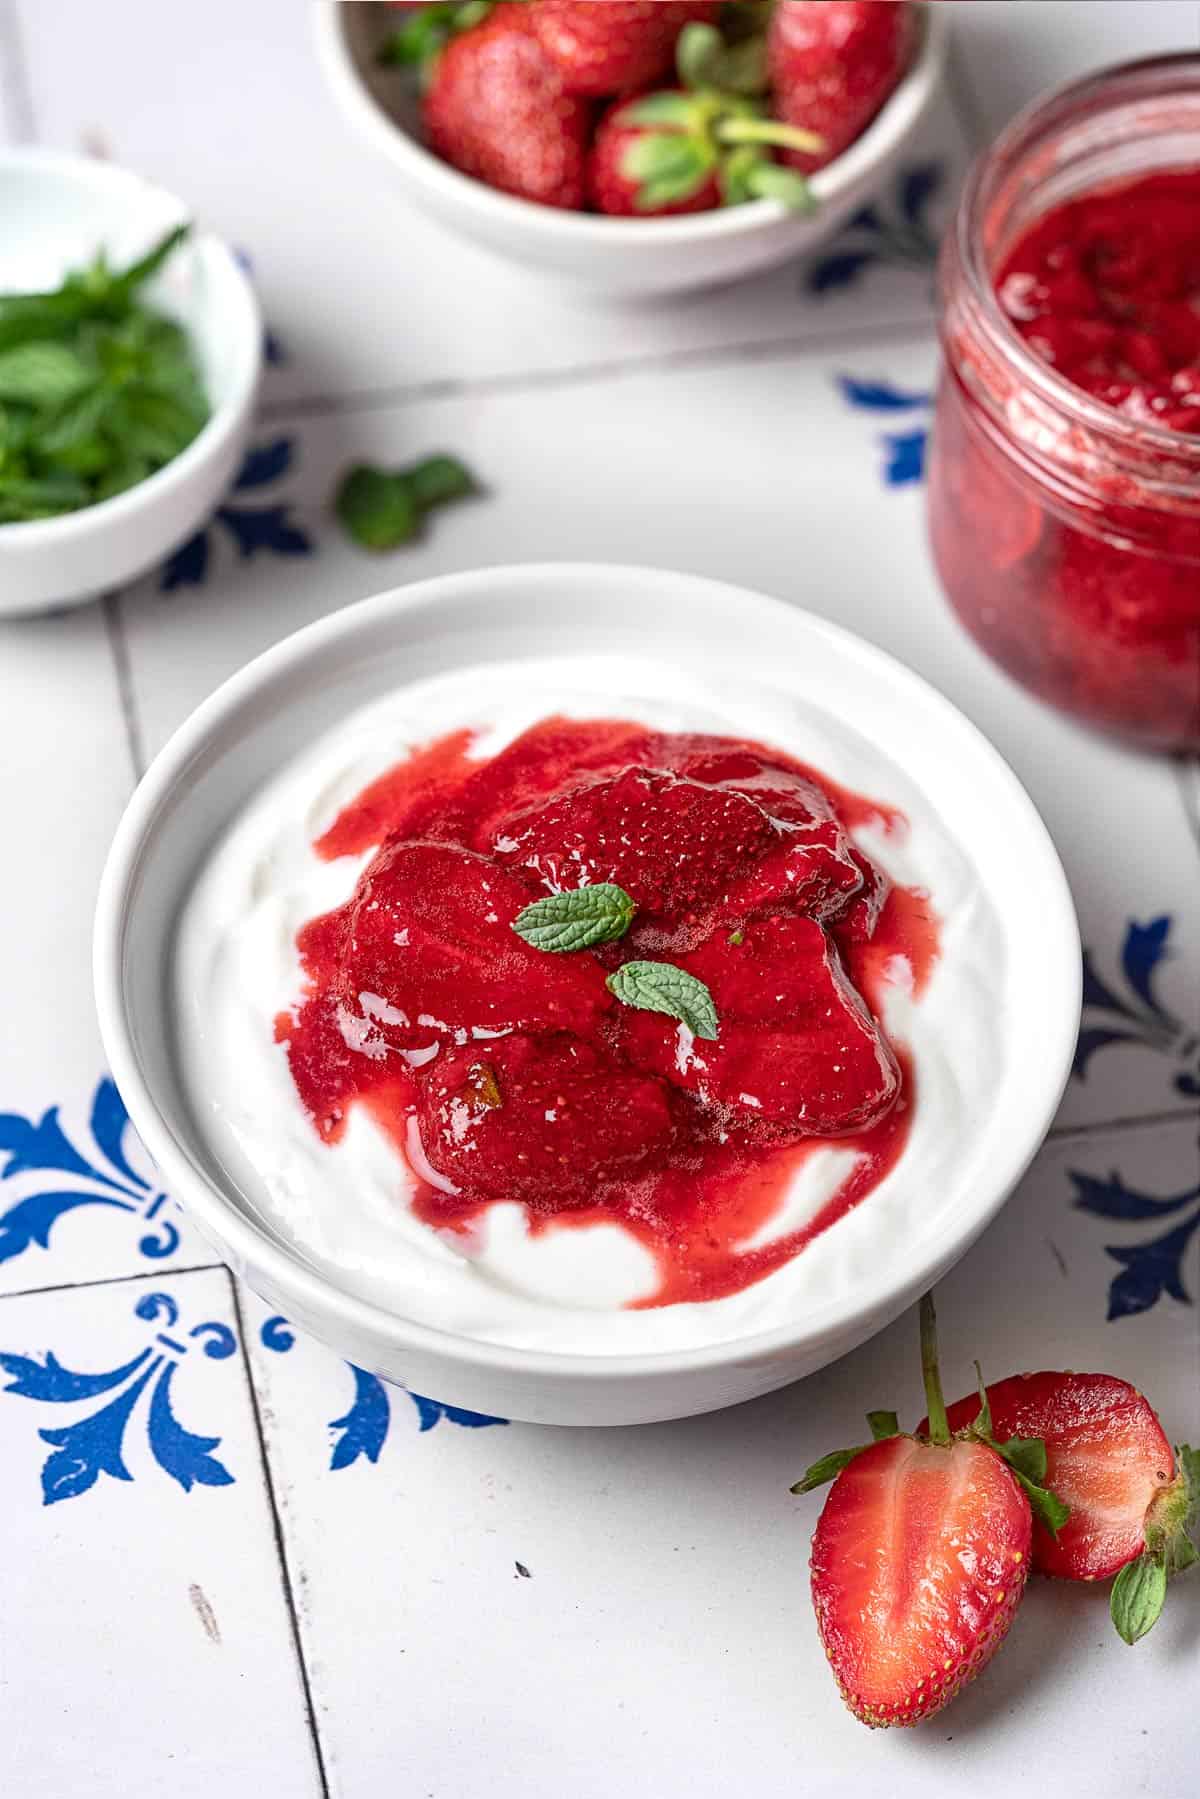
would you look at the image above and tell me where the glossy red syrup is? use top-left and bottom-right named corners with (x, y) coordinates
top-left (996, 171), bottom-right (1200, 429)
top-left (278, 717), bottom-right (939, 1308)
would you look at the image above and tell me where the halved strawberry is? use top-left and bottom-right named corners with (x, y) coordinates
top-left (616, 914), bottom-right (899, 1143)
top-left (412, 1031), bottom-right (676, 1204)
top-left (810, 1433), bottom-right (1031, 1728)
top-left (929, 1372), bottom-right (1199, 1643)
top-left (795, 1295), bottom-right (1067, 1728)
top-left (326, 839), bottom-right (611, 1047)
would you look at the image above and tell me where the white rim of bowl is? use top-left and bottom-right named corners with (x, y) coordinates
top-left (0, 147), bottom-right (262, 545)
top-left (313, 1), bottom-right (949, 243)
top-left (94, 562), bottom-right (1081, 1384)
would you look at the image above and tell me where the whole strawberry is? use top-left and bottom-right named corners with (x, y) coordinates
top-left (795, 1294), bottom-right (1067, 1728)
top-left (529, 1), bottom-right (721, 97)
top-left (932, 1372), bottom-right (1199, 1643)
top-left (767, 0), bottom-right (915, 173)
top-left (423, 3), bottom-right (591, 209)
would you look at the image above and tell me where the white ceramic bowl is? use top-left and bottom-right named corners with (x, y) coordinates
top-left (94, 564), bottom-right (1080, 1426)
top-left (313, 2), bottom-right (949, 297)
top-left (0, 149), bottom-right (262, 617)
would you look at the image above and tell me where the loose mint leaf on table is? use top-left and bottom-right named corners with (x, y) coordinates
top-left (606, 960), bottom-right (719, 1041)
top-left (512, 884), bottom-right (636, 954)
top-left (334, 453), bottom-right (479, 551)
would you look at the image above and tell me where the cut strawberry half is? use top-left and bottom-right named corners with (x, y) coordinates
top-left (795, 1295), bottom-right (1067, 1728)
top-left (929, 1371), bottom-right (1199, 1643)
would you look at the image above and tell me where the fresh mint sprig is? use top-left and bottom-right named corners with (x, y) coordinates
top-left (606, 961), bottom-right (719, 1041)
top-left (0, 225), bottom-right (208, 524)
top-left (334, 454), bottom-right (478, 551)
top-left (512, 884), bottom-right (636, 954)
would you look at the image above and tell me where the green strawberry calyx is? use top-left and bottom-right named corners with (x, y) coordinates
top-left (1110, 1443), bottom-right (1200, 1645)
top-left (790, 1294), bottom-right (1070, 1545)
top-left (616, 24), bottom-right (822, 214)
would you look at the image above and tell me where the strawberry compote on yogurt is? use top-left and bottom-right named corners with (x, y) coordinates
top-left (929, 56), bottom-right (1200, 749)
top-left (277, 716), bottom-right (932, 1309)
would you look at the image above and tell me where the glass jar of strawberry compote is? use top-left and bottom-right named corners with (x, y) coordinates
top-left (928, 55), bottom-right (1200, 751)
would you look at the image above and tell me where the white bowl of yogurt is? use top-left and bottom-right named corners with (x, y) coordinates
top-left (94, 564), bottom-right (1080, 1426)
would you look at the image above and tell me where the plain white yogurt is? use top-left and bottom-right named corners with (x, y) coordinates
top-left (174, 655), bottom-right (1005, 1355)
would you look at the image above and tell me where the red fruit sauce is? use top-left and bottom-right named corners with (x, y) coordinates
top-left (930, 152), bottom-right (1200, 750)
top-left (277, 717), bottom-right (939, 1309)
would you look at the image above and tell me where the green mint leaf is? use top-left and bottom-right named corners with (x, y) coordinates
top-left (790, 1446), bottom-right (866, 1494)
top-left (1110, 1552), bottom-right (1168, 1645)
top-left (606, 961), bottom-right (719, 1041)
top-left (335, 464), bottom-right (418, 550)
top-left (0, 341), bottom-right (93, 407)
top-left (110, 222), bottom-right (192, 300)
top-left (1011, 1468), bottom-right (1070, 1540)
top-left (512, 884), bottom-right (635, 954)
top-left (0, 470), bottom-right (90, 515)
top-left (405, 452), bottom-right (476, 511)
top-left (867, 1410), bottom-right (899, 1442)
top-left (35, 382), bottom-right (113, 455)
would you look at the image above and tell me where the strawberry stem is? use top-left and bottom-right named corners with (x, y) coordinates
top-left (716, 117), bottom-right (825, 154)
top-left (920, 1291), bottom-right (951, 1446)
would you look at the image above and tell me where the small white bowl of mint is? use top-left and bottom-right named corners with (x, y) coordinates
top-left (0, 149), bottom-right (261, 616)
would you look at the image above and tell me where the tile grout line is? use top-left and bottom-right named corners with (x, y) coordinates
top-left (0, 1259), bottom-right (222, 1304)
top-left (0, 0), bottom-right (36, 143)
top-left (257, 313), bottom-right (939, 425)
top-left (101, 592), bottom-right (148, 783)
top-left (1046, 1105), bottom-right (1200, 1148)
top-left (227, 1273), bottom-right (333, 1799)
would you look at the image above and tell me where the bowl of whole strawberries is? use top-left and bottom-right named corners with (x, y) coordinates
top-left (315, 1), bottom-right (949, 295)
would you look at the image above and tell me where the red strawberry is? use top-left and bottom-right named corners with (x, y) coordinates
top-left (529, 1), bottom-right (721, 97)
top-left (796, 1294), bottom-right (1066, 1727)
top-left (589, 92), bottom-right (721, 216)
top-left (767, 0), bottom-right (915, 174)
top-left (929, 1372), bottom-right (1199, 1642)
top-left (412, 1032), bottom-right (676, 1204)
top-left (423, 4), bottom-right (591, 210)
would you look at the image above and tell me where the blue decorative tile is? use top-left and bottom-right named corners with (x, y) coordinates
top-left (161, 436), bottom-right (315, 591)
top-left (805, 160), bottom-right (944, 296)
top-left (836, 373), bottom-right (932, 485)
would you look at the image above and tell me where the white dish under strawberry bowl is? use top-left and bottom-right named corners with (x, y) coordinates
top-left (94, 564), bottom-right (1080, 1426)
top-left (313, 2), bottom-right (949, 297)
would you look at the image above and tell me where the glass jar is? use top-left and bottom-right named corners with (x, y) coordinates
top-left (928, 54), bottom-right (1200, 751)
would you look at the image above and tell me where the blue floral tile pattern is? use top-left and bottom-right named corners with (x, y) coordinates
top-left (837, 374), bottom-right (932, 485)
top-left (160, 436), bottom-right (314, 590)
top-left (1, 1290), bottom-right (237, 1506)
top-left (1069, 1147), bottom-right (1200, 1323)
top-left (1076, 917), bottom-right (1199, 1099)
top-left (259, 1315), bottom-right (507, 1468)
top-left (805, 160), bottom-right (943, 295)
top-left (0, 1078), bottom-right (182, 1272)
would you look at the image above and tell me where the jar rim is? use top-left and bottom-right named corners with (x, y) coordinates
top-left (954, 50), bottom-right (1200, 471)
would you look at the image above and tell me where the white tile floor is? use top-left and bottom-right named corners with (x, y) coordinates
top-left (1, 4), bottom-right (1198, 1794)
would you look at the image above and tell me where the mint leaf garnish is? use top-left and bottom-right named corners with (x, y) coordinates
top-left (1111, 1552), bottom-right (1168, 1645)
top-left (512, 884), bottom-right (635, 954)
top-left (791, 1446), bottom-right (867, 1494)
top-left (334, 453), bottom-right (478, 551)
top-left (606, 961), bottom-right (719, 1040)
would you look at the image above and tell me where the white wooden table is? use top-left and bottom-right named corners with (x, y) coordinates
top-left (1, 5), bottom-right (1197, 1794)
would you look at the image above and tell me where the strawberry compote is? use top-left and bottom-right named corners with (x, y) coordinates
top-left (929, 57), bottom-right (1200, 749)
top-left (278, 716), bottom-right (936, 1309)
